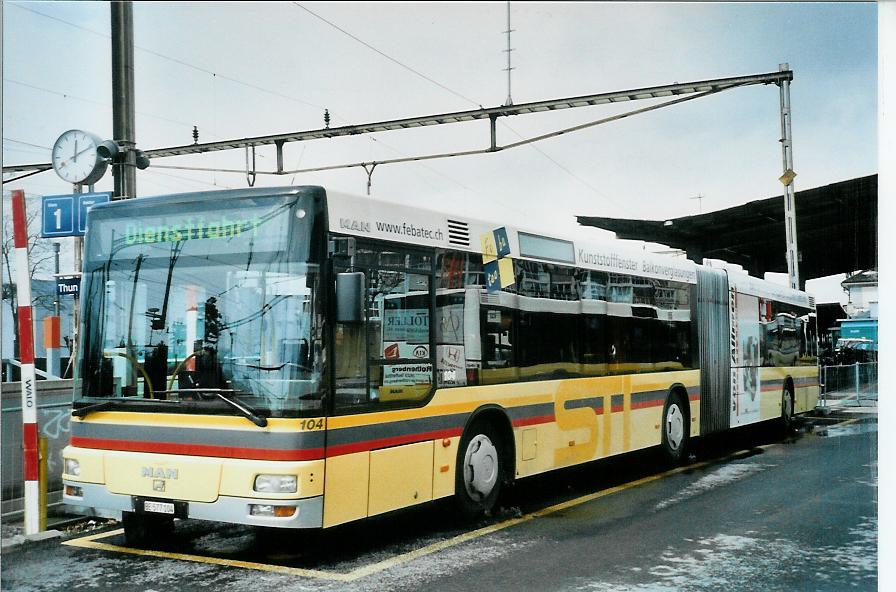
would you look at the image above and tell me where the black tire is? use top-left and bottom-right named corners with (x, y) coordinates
top-left (455, 420), bottom-right (504, 517)
top-left (661, 391), bottom-right (689, 465)
top-left (122, 511), bottom-right (174, 546)
top-left (781, 385), bottom-right (795, 431)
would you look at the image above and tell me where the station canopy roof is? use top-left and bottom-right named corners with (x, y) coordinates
top-left (577, 175), bottom-right (877, 287)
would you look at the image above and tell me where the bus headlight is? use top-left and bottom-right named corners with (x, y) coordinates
top-left (64, 458), bottom-right (81, 477)
top-left (254, 474), bottom-right (297, 493)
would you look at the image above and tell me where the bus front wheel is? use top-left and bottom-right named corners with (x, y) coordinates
top-left (455, 420), bottom-right (503, 517)
top-left (661, 392), bottom-right (689, 465)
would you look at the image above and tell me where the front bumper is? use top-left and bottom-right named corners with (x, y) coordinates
top-left (63, 480), bottom-right (324, 529)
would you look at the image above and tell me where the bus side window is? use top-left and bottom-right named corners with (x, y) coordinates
top-left (482, 308), bottom-right (514, 370)
top-left (368, 270), bottom-right (434, 405)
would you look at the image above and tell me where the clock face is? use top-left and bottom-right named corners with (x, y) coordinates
top-left (51, 129), bottom-right (106, 184)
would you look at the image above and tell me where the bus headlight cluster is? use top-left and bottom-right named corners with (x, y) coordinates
top-left (250, 504), bottom-right (297, 518)
top-left (64, 458), bottom-right (80, 477)
top-left (253, 474), bottom-right (297, 493)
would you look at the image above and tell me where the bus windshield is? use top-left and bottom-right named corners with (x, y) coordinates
top-left (77, 193), bottom-right (324, 417)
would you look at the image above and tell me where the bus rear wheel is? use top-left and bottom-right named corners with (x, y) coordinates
top-left (661, 392), bottom-right (689, 465)
top-left (455, 420), bottom-right (504, 517)
top-left (781, 386), bottom-right (795, 431)
top-left (122, 511), bottom-right (174, 546)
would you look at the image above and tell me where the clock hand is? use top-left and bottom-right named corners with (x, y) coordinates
top-left (73, 145), bottom-right (94, 160)
top-left (73, 140), bottom-right (79, 162)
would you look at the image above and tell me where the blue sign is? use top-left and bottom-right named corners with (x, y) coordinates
top-left (42, 196), bottom-right (74, 237)
top-left (484, 260), bottom-right (501, 293)
top-left (77, 192), bottom-right (111, 234)
top-left (41, 192), bottom-right (111, 238)
top-left (493, 227), bottom-right (511, 258)
top-left (56, 276), bottom-right (81, 297)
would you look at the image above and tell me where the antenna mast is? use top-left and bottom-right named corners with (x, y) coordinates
top-left (503, 1), bottom-right (514, 106)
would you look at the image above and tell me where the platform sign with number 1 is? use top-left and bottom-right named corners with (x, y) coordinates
top-left (41, 192), bottom-right (111, 237)
top-left (41, 196), bottom-right (75, 237)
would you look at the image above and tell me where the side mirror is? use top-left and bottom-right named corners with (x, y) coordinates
top-left (336, 272), bottom-right (365, 323)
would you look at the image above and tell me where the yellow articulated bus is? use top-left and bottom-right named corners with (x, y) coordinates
top-left (62, 186), bottom-right (819, 543)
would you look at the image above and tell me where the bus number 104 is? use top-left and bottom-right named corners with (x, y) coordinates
top-left (300, 418), bottom-right (324, 431)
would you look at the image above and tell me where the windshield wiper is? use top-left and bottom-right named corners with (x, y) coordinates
top-left (163, 389), bottom-right (268, 428)
top-left (72, 400), bottom-right (114, 418)
top-left (72, 398), bottom-right (168, 418)
top-left (213, 390), bottom-right (268, 427)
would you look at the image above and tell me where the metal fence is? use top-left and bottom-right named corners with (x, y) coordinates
top-left (1, 379), bottom-right (74, 515)
top-left (820, 362), bottom-right (878, 407)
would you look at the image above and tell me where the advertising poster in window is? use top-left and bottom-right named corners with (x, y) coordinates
top-left (732, 292), bottom-right (761, 426)
top-left (383, 308), bottom-right (429, 342)
top-left (436, 303), bottom-right (464, 344)
top-left (383, 363), bottom-right (432, 386)
top-left (437, 345), bottom-right (466, 386)
top-left (382, 342), bottom-right (429, 360)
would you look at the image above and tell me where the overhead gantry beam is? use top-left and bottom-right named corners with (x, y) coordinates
top-left (3, 70), bottom-right (792, 174)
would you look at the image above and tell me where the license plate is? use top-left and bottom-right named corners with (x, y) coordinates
top-left (144, 500), bottom-right (175, 515)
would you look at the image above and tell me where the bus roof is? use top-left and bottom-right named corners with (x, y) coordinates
top-left (87, 185), bottom-right (810, 306)
top-left (326, 190), bottom-right (811, 307)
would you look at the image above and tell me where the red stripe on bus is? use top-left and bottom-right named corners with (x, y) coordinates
top-left (324, 428), bottom-right (464, 457)
top-left (17, 306), bottom-right (35, 364)
top-left (511, 414), bottom-right (555, 428)
top-left (630, 400), bottom-right (665, 411)
top-left (609, 393), bottom-right (698, 414)
top-left (70, 437), bottom-right (325, 461)
top-left (11, 190), bottom-right (28, 248)
top-left (23, 423), bottom-right (39, 481)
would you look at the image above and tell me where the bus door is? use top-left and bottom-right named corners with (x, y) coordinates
top-left (327, 248), bottom-right (438, 526)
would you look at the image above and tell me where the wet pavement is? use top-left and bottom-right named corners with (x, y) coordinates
top-left (0, 409), bottom-right (878, 591)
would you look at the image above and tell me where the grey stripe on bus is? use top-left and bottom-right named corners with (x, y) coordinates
top-left (564, 396), bottom-right (605, 412)
top-left (326, 412), bottom-right (470, 447)
top-left (71, 422), bottom-right (325, 450)
top-left (631, 389), bottom-right (668, 406)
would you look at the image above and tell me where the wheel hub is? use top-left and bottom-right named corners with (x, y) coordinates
top-left (784, 391), bottom-right (793, 419)
top-left (666, 403), bottom-right (684, 450)
top-left (463, 434), bottom-right (499, 501)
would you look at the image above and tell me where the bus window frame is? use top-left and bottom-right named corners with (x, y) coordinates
top-left (329, 236), bottom-right (439, 416)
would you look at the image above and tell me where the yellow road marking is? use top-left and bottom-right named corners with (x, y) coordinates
top-left (61, 456), bottom-right (723, 581)
top-left (63, 427), bottom-right (828, 582)
top-left (62, 528), bottom-right (354, 581)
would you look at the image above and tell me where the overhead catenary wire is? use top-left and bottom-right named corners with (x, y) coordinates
top-left (11, 4), bottom-right (326, 112)
top-left (294, 3), bottom-right (482, 108)
top-left (291, 2), bottom-right (623, 208)
top-left (6, 2), bottom-right (790, 212)
top-left (9, 2), bottom-right (476, 195)
top-left (3, 138), bottom-right (52, 151)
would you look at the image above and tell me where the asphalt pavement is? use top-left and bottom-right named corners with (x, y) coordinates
top-left (0, 402), bottom-right (879, 591)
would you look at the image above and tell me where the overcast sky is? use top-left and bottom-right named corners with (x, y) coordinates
top-left (2, 1), bottom-right (878, 302)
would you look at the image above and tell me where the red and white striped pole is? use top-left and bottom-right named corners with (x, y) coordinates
top-left (11, 189), bottom-right (40, 535)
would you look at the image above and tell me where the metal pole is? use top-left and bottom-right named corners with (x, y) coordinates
top-left (71, 184), bottom-right (82, 377)
top-left (778, 63), bottom-right (800, 290)
top-left (503, 1), bottom-right (514, 107)
top-left (111, 0), bottom-right (137, 199)
top-left (11, 189), bottom-right (40, 535)
top-left (53, 243), bottom-right (60, 317)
